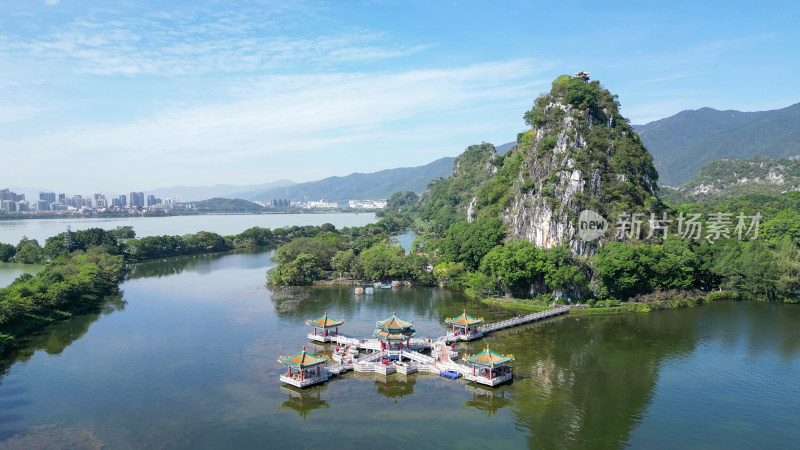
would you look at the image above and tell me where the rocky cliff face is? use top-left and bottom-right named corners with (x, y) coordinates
top-left (471, 75), bottom-right (662, 256)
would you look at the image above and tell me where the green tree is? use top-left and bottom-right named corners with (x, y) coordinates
top-left (591, 242), bottom-right (647, 300)
top-left (544, 246), bottom-right (588, 297)
top-left (331, 249), bottom-right (358, 278)
top-left (480, 241), bottom-right (547, 297)
top-left (13, 238), bottom-right (45, 264)
top-left (0, 243), bottom-right (16, 262)
top-left (438, 218), bottom-right (507, 270)
top-left (359, 243), bottom-right (406, 280)
top-left (775, 236), bottom-right (800, 297)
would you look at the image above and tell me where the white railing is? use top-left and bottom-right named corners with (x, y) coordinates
top-left (400, 350), bottom-right (434, 364)
top-left (477, 307), bottom-right (569, 333)
top-left (355, 351), bottom-right (384, 363)
top-left (464, 372), bottom-right (513, 386)
top-left (280, 373), bottom-right (329, 388)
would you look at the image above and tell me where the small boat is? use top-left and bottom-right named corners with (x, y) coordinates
top-left (381, 283), bottom-right (392, 289)
top-left (373, 282), bottom-right (381, 288)
top-left (440, 371), bottom-right (461, 379)
top-left (365, 287), bottom-right (374, 295)
top-left (354, 287), bottom-right (364, 295)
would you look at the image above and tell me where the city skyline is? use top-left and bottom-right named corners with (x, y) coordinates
top-left (1, 1), bottom-right (799, 192)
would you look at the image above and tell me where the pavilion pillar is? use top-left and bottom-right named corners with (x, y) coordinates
top-left (301, 370), bottom-right (304, 381)
top-left (490, 368), bottom-right (493, 380)
top-left (313, 327), bottom-right (317, 336)
top-left (317, 366), bottom-right (320, 377)
top-left (287, 367), bottom-right (291, 376)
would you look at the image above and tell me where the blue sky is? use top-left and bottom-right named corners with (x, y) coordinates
top-left (1, 0), bottom-right (798, 193)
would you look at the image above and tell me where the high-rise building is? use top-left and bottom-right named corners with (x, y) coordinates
top-left (39, 192), bottom-right (56, 204)
top-left (129, 192), bottom-right (144, 207)
top-left (268, 198), bottom-right (291, 208)
top-left (0, 189), bottom-right (24, 202)
top-left (94, 193), bottom-right (107, 208)
top-left (58, 193), bottom-right (66, 204)
top-left (119, 194), bottom-right (127, 207)
top-left (147, 194), bottom-right (157, 206)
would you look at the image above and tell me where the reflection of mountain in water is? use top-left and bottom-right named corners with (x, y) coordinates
top-left (0, 295), bottom-right (127, 378)
top-left (279, 385), bottom-right (330, 420)
top-left (506, 312), bottom-right (698, 448)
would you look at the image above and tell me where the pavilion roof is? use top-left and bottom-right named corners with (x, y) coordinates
top-left (375, 312), bottom-right (413, 331)
top-left (306, 312), bottom-right (345, 328)
top-left (373, 329), bottom-right (416, 340)
top-left (445, 310), bottom-right (484, 327)
top-left (464, 345), bottom-right (514, 367)
top-left (278, 346), bottom-right (329, 368)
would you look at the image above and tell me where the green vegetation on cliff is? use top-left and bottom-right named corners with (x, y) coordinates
top-left (662, 155), bottom-right (800, 205)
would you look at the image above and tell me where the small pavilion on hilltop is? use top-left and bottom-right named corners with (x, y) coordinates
top-left (374, 312), bottom-right (415, 353)
top-left (446, 310), bottom-right (484, 340)
top-left (279, 346), bottom-right (330, 388)
top-left (306, 312), bottom-right (344, 342)
top-left (464, 345), bottom-right (515, 386)
top-left (573, 70), bottom-right (591, 81)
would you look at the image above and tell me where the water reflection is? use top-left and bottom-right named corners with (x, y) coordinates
top-left (278, 386), bottom-right (330, 420)
top-left (464, 385), bottom-right (512, 416)
top-left (126, 247), bottom-right (274, 280)
top-left (1, 295), bottom-right (127, 377)
top-left (374, 376), bottom-right (416, 401)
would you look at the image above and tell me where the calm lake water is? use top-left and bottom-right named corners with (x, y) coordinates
top-left (1, 248), bottom-right (799, 448)
top-left (0, 213), bottom-right (377, 245)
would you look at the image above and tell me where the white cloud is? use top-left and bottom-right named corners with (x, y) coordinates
top-left (0, 59), bottom-right (548, 190)
top-left (3, 11), bottom-right (430, 76)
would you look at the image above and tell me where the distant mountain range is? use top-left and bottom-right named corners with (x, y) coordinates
top-left (634, 102), bottom-right (800, 186)
top-left (232, 156), bottom-right (458, 203)
top-left (145, 180), bottom-right (295, 202)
